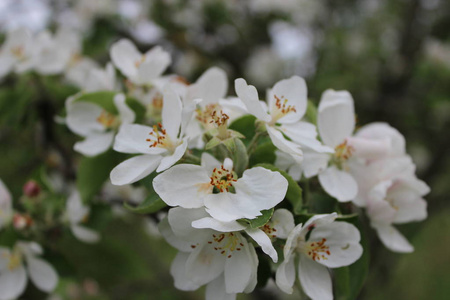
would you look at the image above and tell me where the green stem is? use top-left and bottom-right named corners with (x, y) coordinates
top-left (246, 131), bottom-right (262, 155)
top-left (183, 152), bottom-right (201, 164)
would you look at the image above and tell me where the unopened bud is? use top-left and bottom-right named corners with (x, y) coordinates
top-left (23, 180), bottom-right (41, 198)
top-left (13, 213), bottom-right (33, 230)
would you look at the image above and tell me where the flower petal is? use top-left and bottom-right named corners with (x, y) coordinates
top-left (281, 122), bottom-right (334, 153)
top-left (192, 217), bottom-right (246, 232)
top-left (113, 124), bottom-right (166, 155)
top-left (374, 224), bottom-right (413, 253)
top-left (66, 101), bottom-right (104, 136)
top-left (171, 252), bottom-right (202, 291)
top-left (158, 216), bottom-right (193, 252)
top-left (74, 131), bottom-right (114, 157)
top-left (234, 78), bottom-right (271, 122)
top-left (110, 39), bottom-right (140, 79)
top-left (267, 126), bottom-right (303, 163)
top-left (110, 154), bottom-right (161, 185)
top-left (298, 256), bottom-right (332, 300)
top-left (0, 265), bottom-right (27, 300)
top-left (224, 236), bottom-right (256, 293)
top-left (27, 257), bottom-right (58, 292)
top-left (71, 225), bottom-right (100, 243)
top-left (114, 93), bottom-right (135, 124)
top-left (156, 139), bottom-right (188, 172)
top-left (167, 207), bottom-right (211, 244)
top-left (137, 46), bottom-right (171, 82)
top-left (153, 164), bottom-right (211, 208)
top-left (270, 208), bottom-right (295, 239)
top-left (187, 67), bottom-right (228, 105)
top-left (206, 275), bottom-right (236, 300)
top-left (275, 258), bottom-right (296, 294)
top-left (318, 89), bottom-right (355, 148)
top-left (269, 76), bottom-right (307, 123)
top-left (162, 87), bottom-right (182, 141)
top-left (245, 228), bottom-right (278, 262)
top-left (185, 244), bottom-right (226, 286)
top-left (318, 166), bottom-right (357, 202)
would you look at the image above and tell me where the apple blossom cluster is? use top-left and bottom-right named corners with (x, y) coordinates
top-left (0, 32), bottom-right (429, 299)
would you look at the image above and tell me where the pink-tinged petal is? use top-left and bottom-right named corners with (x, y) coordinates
top-left (110, 155), bottom-right (161, 185)
top-left (167, 207), bottom-right (212, 244)
top-left (374, 224), bottom-right (414, 253)
top-left (366, 197), bottom-right (397, 226)
top-left (281, 122), bottom-right (334, 153)
top-left (267, 126), bottom-right (303, 163)
top-left (187, 67), bottom-right (228, 105)
top-left (318, 89), bottom-right (355, 148)
top-left (74, 131), bottom-right (114, 157)
top-left (159, 216), bottom-right (194, 252)
top-left (346, 136), bottom-right (390, 160)
top-left (356, 122), bottom-right (406, 156)
top-left (110, 39), bottom-right (140, 79)
top-left (71, 225), bottom-right (100, 243)
top-left (298, 256), bottom-right (332, 300)
top-left (0, 180), bottom-right (12, 228)
top-left (192, 217), bottom-right (246, 232)
top-left (309, 221), bottom-right (362, 268)
top-left (245, 228), bottom-right (278, 262)
top-left (0, 265), bottom-right (27, 300)
top-left (318, 166), bottom-right (357, 202)
top-left (275, 258), bottom-right (296, 294)
top-left (27, 257), bottom-right (58, 292)
top-left (153, 164), bottom-right (211, 208)
top-left (162, 87), bottom-right (182, 140)
top-left (206, 275), bottom-right (237, 300)
top-left (113, 124), bottom-right (166, 155)
top-left (270, 209), bottom-right (295, 239)
top-left (269, 76), bottom-right (307, 123)
top-left (234, 78), bottom-right (271, 122)
top-left (137, 46), bottom-right (171, 82)
top-left (114, 93), bottom-right (135, 124)
top-left (185, 244), bottom-right (226, 286)
top-left (66, 101), bottom-right (104, 136)
top-left (171, 252), bottom-right (202, 291)
top-left (224, 236), bottom-right (256, 293)
top-left (391, 191), bottom-right (427, 224)
top-left (156, 139), bottom-right (188, 172)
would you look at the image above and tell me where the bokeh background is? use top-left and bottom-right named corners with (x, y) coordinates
top-left (0, 0), bottom-right (449, 299)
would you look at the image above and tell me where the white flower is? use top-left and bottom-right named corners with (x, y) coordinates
top-left (110, 39), bottom-right (171, 86)
top-left (276, 213), bottom-right (362, 300)
top-left (65, 190), bottom-right (100, 243)
top-left (159, 207), bottom-right (259, 300)
top-left (153, 153), bottom-right (288, 222)
top-left (235, 76), bottom-right (331, 163)
top-left (110, 86), bottom-right (190, 185)
top-left (66, 93), bottom-right (135, 156)
top-left (83, 62), bottom-right (118, 92)
top-left (0, 241), bottom-right (58, 300)
top-left (0, 180), bottom-right (13, 230)
top-left (0, 28), bottom-right (34, 77)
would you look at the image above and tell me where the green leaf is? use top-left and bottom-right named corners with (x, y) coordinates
top-left (305, 99), bottom-right (318, 124)
top-left (249, 142), bottom-right (276, 167)
top-left (240, 208), bottom-right (274, 229)
top-left (76, 150), bottom-right (124, 204)
top-left (232, 138), bottom-right (249, 177)
top-left (229, 115), bottom-right (256, 141)
top-left (74, 91), bottom-right (118, 114)
top-left (124, 192), bottom-right (167, 214)
top-left (254, 163), bottom-right (303, 214)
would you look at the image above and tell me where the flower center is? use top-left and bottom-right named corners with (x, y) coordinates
top-left (271, 95), bottom-right (297, 124)
top-left (332, 140), bottom-right (355, 169)
top-left (304, 238), bottom-right (331, 262)
top-left (2, 250), bottom-right (22, 271)
top-left (146, 123), bottom-right (174, 150)
top-left (134, 55), bottom-right (146, 68)
top-left (205, 232), bottom-right (244, 258)
top-left (195, 104), bottom-right (222, 129)
top-left (11, 46), bottom-right (24, 59)
top-left (261, 223), bottom-right (278, 239)
top-left (209, 165), bottom-right (237, 192)
top-left (97, 110), bottom-right (119, 129)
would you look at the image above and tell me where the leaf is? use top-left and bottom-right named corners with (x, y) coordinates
top-left (228, 115), bottom-right (256, 141)
top-left (249, 142), bottom-right (276, 167)
top-left (305, 99), bottom-right (318, 124)
top-left (124, 192), bottom-right (167, 214)
top-left (232, 138), bottom-right (249, 177)
top-left (254, 163), bottom-right (303, 214)
top-left (125, 97), bottom-right (146, 123)
top-left (74, 91), bottom-right (118, 114)
top-left (240, 208), bottom-right (274, 229)
top-left (76, 150), bottom-right (124, 204)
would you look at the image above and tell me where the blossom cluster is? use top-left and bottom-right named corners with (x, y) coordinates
top-left (0, 30), bottom-right (429, 299)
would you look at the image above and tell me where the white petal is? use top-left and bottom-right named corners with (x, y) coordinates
top-left (74, 132), bottom-right (114, 157)
top-left (167, 207), bottom-right (211, 244)
top-left (71, 225), bottom-right (100, 243)
top-left (318, 89), bottom-right (355, 148)
top-left (356, 122), bottom-right (405, 156)
top-left (206, 275), bottom-right (236, 300)
top-left (270, 208), bottom-right (295, 239)
top-left (159, 216), bottom-right (194, 252)
top-left (0, 265), bottom-right (27, 300)
top-left (224, 236), bottom-right (256, 293)
top-left (153, 164), bottom-right (211, 208)
top-left (204, 193), bottom-right (249, 222)
top-left (113, 124), bottom-right (166, 155)
top-left (162, 87), bottom-right (182, 140)
top-left (392, 192), bottom-right (427, 224)
top-left (192, 217), bottom-right (246, 232)
top-left (301, 150), bottom-right (330, 178)
top-left (66, 101), bottom-right (104, 136)
top-left (366, 197), bottom-right (396, 226)
top-left (0, 180), bottom-right (12, 229)
top-left (374, 224), bottom-right (413, 253)
top-left (318, 166), bottom-right (358, 202)
top-left (27, 257), bottom-right (58, 292)
top-left (269, 76), bottom-right (307, 123)
top-left (275, 258), bottom-right (296, 294)
top-left (346, 136), bottom-right (390, 160)
top-left (171, 252), bottom-right (201, 291)
top-left (156, 139), bottom-right (188, 172)
top-left (66, 190), bottom-right (88, 223)
top-left (234, 78), bottom-right (271, 122)
top-left (267, 126), bottom-right (303, 163)
top-left (201, 152), bottom-right (222, 174)
top-left (137, 46), bottom-right (171, 82)
top-left (0, 248), bottom-right (9, 271)
top-left (245, 228), bottom-right (278, 262)
top-left (281, 122), bottom-right (334, 153)
top-left (114, 93), bottom-right (135, 124)
top-left (302, 213), bottom-right (338, 230)
top-left (110, 155), bottom-right (161, 185)
top-left (298, 256), bottom-right (332, 300)
top-left (187, 67), bottom-right (228, 105)
top-left (185, 244), bottom-right (226, 286)
top-left (110, 39), bottom-right (140, 79)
